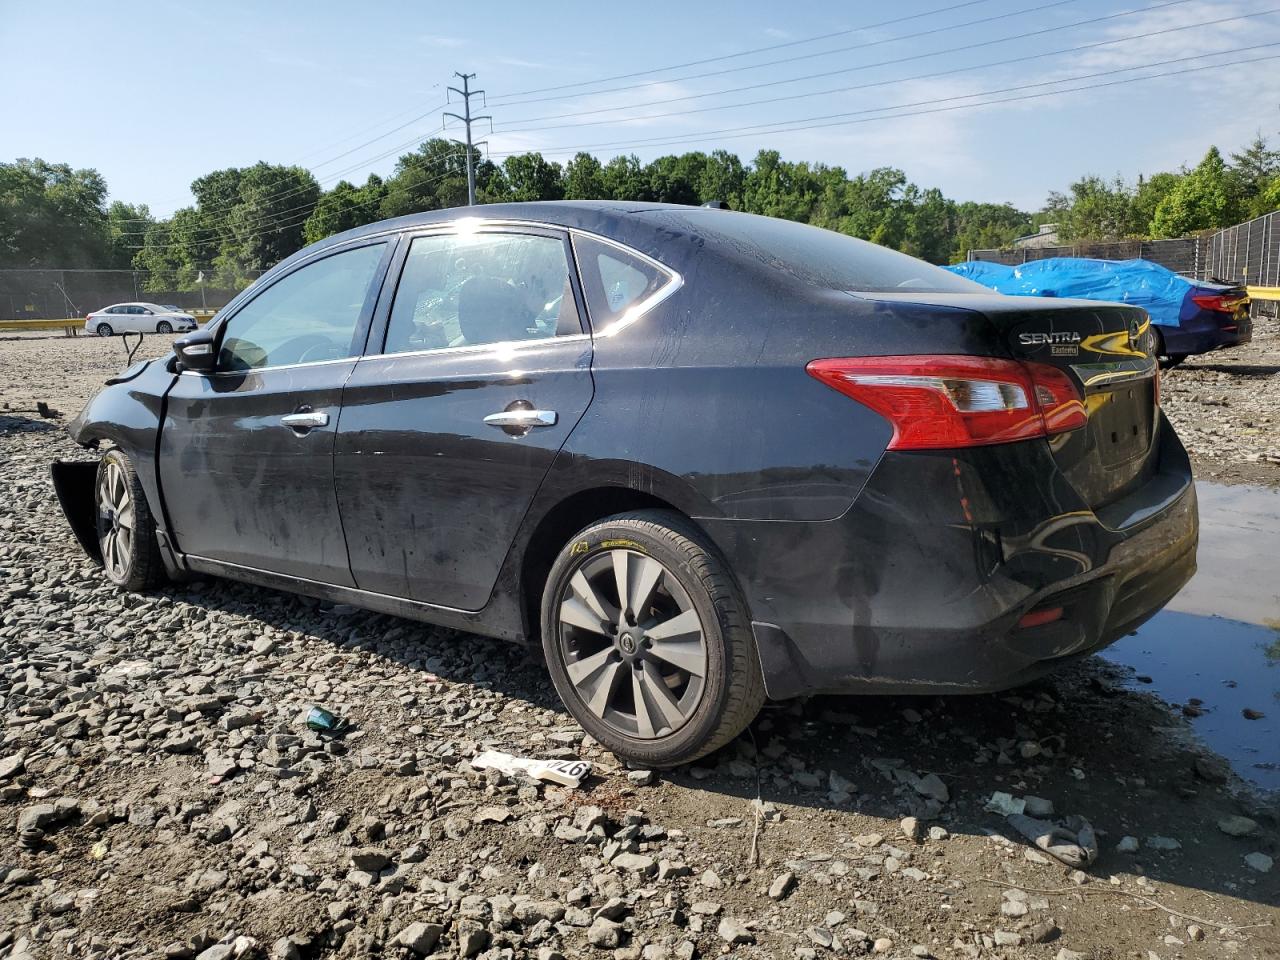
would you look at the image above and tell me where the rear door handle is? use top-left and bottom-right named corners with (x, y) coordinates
top-left (483, 409), bottom-right (558, 429)
top-left (281, 411), bottom-right (329, 430)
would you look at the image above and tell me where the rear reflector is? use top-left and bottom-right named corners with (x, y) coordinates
top-left (1018, 606), bottom-right (1064, 629)
top-left (1191, 293), bottom-right (1247, 313)
top-left (806, 355), bottom-right (1088, 450)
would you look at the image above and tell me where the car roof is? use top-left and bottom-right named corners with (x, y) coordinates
top-left (299, 201), bottom-right (723, 262)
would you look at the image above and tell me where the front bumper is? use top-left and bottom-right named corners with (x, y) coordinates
top-left (699, 412), bottom-right (1198, 698)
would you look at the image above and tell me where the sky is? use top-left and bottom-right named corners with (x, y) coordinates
top-left (5, 0), bottom-right (1280, 217)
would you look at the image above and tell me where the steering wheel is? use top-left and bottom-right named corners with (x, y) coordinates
top-left (274, 333), bottom-right (341, 365)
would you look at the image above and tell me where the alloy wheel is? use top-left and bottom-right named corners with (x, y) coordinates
top-left (556, 548), bottom-right (708, 739)
top-left (97, 459), bottom-right (135, 581)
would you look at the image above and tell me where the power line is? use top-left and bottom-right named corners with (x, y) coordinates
top-left (488, 0), bottom-right (1170, 108)
top-left (488, 48), bottom-right (1280, 159)
top-left (494, 4), bottom-right (1268, 132)
top-left (494, 8), bottom-right (1280, 136)
top-left (487, 0), bottom-right (1003, 100)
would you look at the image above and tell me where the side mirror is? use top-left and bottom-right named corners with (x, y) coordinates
top-left (173, 329), bottom-right (216, 373)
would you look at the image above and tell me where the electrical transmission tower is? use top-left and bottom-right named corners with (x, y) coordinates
top-left (444, 72), bottom-right (491, 206)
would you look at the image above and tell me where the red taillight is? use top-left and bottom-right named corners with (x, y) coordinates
top-left (1191, 293), bottom-right (1246, 313)
top-left (806, 355), bottom-right (1088, 451)
top-left (1018, 606), bottom-right (1064, 629)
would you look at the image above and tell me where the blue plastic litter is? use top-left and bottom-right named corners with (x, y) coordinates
top-left (946, 257), bottom-right (1193, 328)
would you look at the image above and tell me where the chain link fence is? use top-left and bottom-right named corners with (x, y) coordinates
top-left (1204, 210), bottom-right (1280, 290)
top-left (0, 269), bottom-right (264, 321)
top-left (967, 237), bottom-right (1208, 277)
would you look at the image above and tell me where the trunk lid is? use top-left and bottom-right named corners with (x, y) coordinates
top-left (861, 293), bottom-right (1160, 509)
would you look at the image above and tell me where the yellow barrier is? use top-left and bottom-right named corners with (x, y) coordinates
top-left (0, 318), bottom-right (84, 334)
top-left (1247, 286), bottom-right (1280, 301)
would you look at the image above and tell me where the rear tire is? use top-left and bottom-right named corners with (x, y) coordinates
top-left (540, 510), bottom-right (765, 768)
top-left (96, 322), bottom-right (113, 337)
top-left (156, 320), bottom-right (173, 334)
top-left (1153, 328), bottom-right (1186, 368)
top-left (95, 448), bottom-right (163, 590)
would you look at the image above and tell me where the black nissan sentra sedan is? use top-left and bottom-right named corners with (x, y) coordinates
top-left (54, 202), bottom-right (1198, 766)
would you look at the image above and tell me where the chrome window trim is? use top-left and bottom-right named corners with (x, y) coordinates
top-left (202, 217), bottom-right (684, 372)
top-left (179, 356), bottom-right (358, 378)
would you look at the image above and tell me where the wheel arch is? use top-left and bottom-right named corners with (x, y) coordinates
top-left (518, 485), bottom-right (700, 642)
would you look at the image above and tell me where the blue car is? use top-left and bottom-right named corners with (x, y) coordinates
top-left (948, 257), bottom-right (1252, 367)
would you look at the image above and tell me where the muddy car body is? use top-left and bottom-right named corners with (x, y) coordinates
top-left (54, 202), bottom-right (1198, 765)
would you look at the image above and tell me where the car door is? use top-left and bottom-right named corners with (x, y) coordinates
top-left (158, 239), bottom-right (395, 584)
top-left (333, 225), bottom-right (594, 609)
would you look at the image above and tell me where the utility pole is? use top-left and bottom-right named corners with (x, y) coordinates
top-left (445, 72), bottom-right (491, 206)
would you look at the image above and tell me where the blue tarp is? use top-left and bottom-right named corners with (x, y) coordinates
top-left (946, 257), bottom-right (1193, 328)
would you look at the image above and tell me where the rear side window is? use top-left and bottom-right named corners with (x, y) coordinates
top-left (382, 232), bottom-right (580, 354)
top-left (572, 234), bottom-right (675, 330)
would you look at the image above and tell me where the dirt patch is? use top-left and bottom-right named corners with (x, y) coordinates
top-left (1, 325), bottom-right (1277, 959)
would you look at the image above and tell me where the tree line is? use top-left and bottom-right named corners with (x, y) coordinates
top-left (2, 132), bottom-right (1277, 291)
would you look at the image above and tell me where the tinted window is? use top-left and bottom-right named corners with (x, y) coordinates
top-left (218, 243), bottom-right (385, 371)
top-left (692, 211), bottom-right (987, 294)
top-left (383, 232), bottom-right (578, 354)
top-left (573, 234), bottom-right (673, 329)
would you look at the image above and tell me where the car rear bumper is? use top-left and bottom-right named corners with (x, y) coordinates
top-left (698, 412), bottom-right (1198, 698)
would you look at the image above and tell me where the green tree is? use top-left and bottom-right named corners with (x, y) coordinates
top-left (1050, 175), bottom-right (1135, 241)
top-left (1131, 172), bottom-right (1182, 237)
top-left (380, 139), bottom-right (472, 218)
top-left (950, 202), bottom-right (1032, 261)
top-left (0, 158), bottom-right (110, 267)
top-left (499, 152), bottom-right (564, 202)
top-left (564, 152), bottom-right (607, 199)
top-left (1230, 133), bottom-right (1279, 209)
top-left (742, 150), bottom-right (821, 222)
top-left (302, 174), bottom-right (387, 244)
top-left (696, 150), bottom-right (747, 208)
top-left (601, 155), bottom-right (649, 201)
top-left (105, 201), bottom-right (152, 268)
top-left (904, 187), bottom-right (956, 264)
top-left (1152, 147), bottom-right (1241, 237)
top-left (219, 162), bottom-right (319, 277)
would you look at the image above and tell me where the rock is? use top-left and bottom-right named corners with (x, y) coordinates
top-left (474, 805), bottom-right (512, 824)
top-left (1217, 815), bottom-right (1258, 837)
top-left (1244, 852), bottom-right (1273, 873)
top-left (1193, 755), bottom-right (1230, 783)
top-left (1146, 836), bottom-right (1181, 851)
top-left (690, 901), bottom-right (722, 916)
top-left (698, 869), bottom-right (723, 889)
top-left (349, 848), bottom-right (392, 872)
top-left (627, 769), bottom-right (657, 786)
top-left (1027, 919), bottom-right (1060, 944)
top-left (1242, 708), bottom-right (1265, 720)
top-left (805, 926), bottom-right (833, 949)
top-left (853, 833), bottom-right (884, 848)
top-left (1055, 951), bottom-right (1087, 960)
top-left (588, 917), bottom-right (624, 948)
top-left (1115, 836), bottom-right (1140, 853)
top-left (0, 754), bottom-right (24, 782)
top-left (913, 773), bottom-right (949, 802)
top-left (456, 920), bottom-right (488, 957)
top-left (927, 826), bottom-right (949, 841)
top-left (195, 947), bottom-right (234, 960)
top-left (717, 919), bottom-right (755, 946)
top-left (900, 816), bottom-right (924, 842)
top-left (612, 852), bottom-right (656, 875)
top-left (768, 871), bottom-right (795, 900)
top-left (17, 804), bottom-right (57, 832)
top-left (393, 922), bottom-right (443, 955)
top-left (515, 900), bottom-right (566, 925)
top-left (1024, 796), bottom-right (1055, 817)
top-left (1001, 899), bottom-right (1029, 917)
top-left (873, 938), bottom-right (894, 954)
top-left (1187, 925), bottom-right (1205, 942)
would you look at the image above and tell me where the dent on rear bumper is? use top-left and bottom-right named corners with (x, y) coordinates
top-left (700, 415), bottom-right (1198, 699)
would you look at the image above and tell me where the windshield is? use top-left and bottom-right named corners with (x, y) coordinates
top-left (691, 211), bottom-right (988, 295)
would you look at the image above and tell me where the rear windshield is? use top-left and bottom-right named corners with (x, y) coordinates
top-left (691, 211), bottom-right (987, 295)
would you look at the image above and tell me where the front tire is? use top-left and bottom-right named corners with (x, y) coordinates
top-left (96, 322), bottom-right (114, 337)
top-left (95, 449), bottom-right (163, 590)
top-left (156, 320), bottom-right (173, 334)
top-left (540, 510), bottom-right (765, 768)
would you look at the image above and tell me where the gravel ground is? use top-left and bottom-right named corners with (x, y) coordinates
top-left (1, 329), bottom-right (1278, 960)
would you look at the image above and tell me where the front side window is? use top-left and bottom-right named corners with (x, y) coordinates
top-left (572, 234), bottom-right (675, 330)
top-left (218, 243), bottom-right (386, 371)
top-left (382, 232), bottom-right (579, 355)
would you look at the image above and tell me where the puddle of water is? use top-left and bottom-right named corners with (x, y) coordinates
top-left (1101, 480), bottom-right (1280, 791)
top-left (1103, 611), bottom-right (1280, 790)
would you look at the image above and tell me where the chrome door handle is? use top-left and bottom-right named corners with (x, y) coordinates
top-left (281, 411), bottom-right (329, 429)
top-left (483, 409), bottom-right (558, 429)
